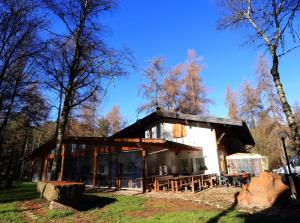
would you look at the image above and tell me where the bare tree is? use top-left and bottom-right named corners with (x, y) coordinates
top-left (225, 85), bottom-right (239, 119)
top-left (180, 49), bottom-right (211, 115)
top-left (294, 102), bottom-right (300, 128)
top-left (161, 64), bottom-right (183, 111)
top-left (97, 117), bottom-right (110, 137)
top-left (138, 57), bottom-right (165, 113)
top-left (217, 0), bottom-right (300, 151)
top-left (17, 85), bottom-right (49, 178)
top-left (43, 0), bottom-right (129, 180)
top-left (105, 105), bottom-right (126, 135)
top-left (0, 0), bottom-right (46, 150)
top-left (240, 81), bottom-right (262, 128)
top-left (79, 91), bottom-right (99, 136)
top-left (137, 57), bottom-right (164, 113)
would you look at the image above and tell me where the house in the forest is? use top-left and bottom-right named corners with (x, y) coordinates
top-left (27, 110), bottom-right (255, 192)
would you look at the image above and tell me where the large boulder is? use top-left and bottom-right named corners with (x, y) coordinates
top-left (37, 181), bottom-right (85, 203)
top-left (237, 172), bottom-right (289, 208)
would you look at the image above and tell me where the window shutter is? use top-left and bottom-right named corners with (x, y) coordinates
top-left (173, 124), bottom-right (187, 138)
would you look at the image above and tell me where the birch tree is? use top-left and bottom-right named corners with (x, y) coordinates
top-left (217, 0), bottom-right (300, 151)
top-left (43, 0), bottom-right (129, 180)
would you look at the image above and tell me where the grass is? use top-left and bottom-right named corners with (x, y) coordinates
top-left (0, 201), bottom-right (24, 223)
top-left (0, 182), bottom-right (38, 223)
top-left (1, 182), bottom-right (299, 223)
top-left (45, 209), bottom-right (74, 219)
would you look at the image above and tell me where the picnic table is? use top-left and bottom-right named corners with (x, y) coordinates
top-left (152, 173), bottom-right (217, 193)
top-left (222, 172), bottom-right (251, 187)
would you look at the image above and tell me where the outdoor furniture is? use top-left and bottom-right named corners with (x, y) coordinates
top-left (150, 173), bottom-right (218, 193)
top-left (153, 175), bottom-right (173, 192)
top-left (159, 173), bottom-right (217, 193)
top-left (223, 173), bottom-right (251, 187)
top-left (218, 175), bottom-right (229, 187)
top-left (232, 176), bottom-right (243, 187)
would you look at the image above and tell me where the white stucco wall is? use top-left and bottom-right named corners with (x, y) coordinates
top-left (145, 123), bottom-right (220, 175)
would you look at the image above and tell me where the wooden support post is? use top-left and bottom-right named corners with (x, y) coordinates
top-left (192, 177), bottom-right (195, 193)
top-left (154, 177), bottom-right (157, 192)
top-left (210, 175), bottom-right (213, 189)
top-left (175, 180), bottom-right (178, 193)
top-left (93, 147), bottom-right (97, 187)
top-left (142, 149), bottom-right (147, 193)
top-left (58, 144), bottom-right (65, 181)
top-left (42, 157), bottom-right (48, 181)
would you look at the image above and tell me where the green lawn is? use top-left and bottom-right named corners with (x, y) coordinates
top-left (0, 182), bottom-right (39, 223)
top-left (0, 182), bottom-right (299, 223)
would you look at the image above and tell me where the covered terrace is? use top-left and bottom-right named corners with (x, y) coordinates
top-left (26, 137), bottom-right (215, 193)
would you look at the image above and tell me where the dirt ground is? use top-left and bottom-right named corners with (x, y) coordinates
top-left (19, 193), bottom-right (219, 223)
top-left (18, 187), bottom-right (300, 222)
top-left (112, 187), bottom-right (241, 210)
top-left (126, 197), bottom-right (217, 218)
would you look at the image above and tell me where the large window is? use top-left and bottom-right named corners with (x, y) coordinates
top-left (195, 158), bottom-right (206, 172)
top-left (180, 159), bottom-right (189, 173)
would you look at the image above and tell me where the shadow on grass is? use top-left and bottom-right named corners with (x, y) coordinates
top-left (70, 194), bottom-right (117, 211)
top-left (0, 183), bottom-right (39, 203)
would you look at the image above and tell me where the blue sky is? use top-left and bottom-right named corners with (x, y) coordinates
top-left (82, 0), bottom-right (300, 124)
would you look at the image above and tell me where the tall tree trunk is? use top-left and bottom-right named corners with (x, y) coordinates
top-left (18, 125), bottom-right (30, 179)
top-left (271, 54), bottom-right (300, 152)
top-left (55, 88), bottom-right (63, 138)
top-left (50, 93), bottom-right (71, 180)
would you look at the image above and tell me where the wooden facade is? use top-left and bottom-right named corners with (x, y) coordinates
top-left (29, 137), bottom-right (199, 192)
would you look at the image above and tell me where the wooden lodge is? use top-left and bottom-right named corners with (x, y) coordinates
top-left (27, 110), bottom-right (255, 193)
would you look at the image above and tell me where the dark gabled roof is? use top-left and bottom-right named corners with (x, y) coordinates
top-left (112, 110), bottom-right (255, 146)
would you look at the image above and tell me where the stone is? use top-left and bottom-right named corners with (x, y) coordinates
top-left (49, 201), bottom-right (76, 212)
top-left (237, 172), bottom-right (289, 208)
top-left (37, 181), bottom-right (85, 203)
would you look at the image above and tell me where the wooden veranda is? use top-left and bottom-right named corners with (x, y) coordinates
top-left (26, 137), bottom-right (202, 193)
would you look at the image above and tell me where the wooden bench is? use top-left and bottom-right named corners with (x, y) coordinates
top-left (153, 175), bottom-right (173, 192)
top-left (174, 174), bottom-right (217, 193)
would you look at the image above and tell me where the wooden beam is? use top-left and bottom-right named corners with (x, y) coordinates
top-left (147, 149), bottom-right (168, 155)
top-left (217, 133), bottom-right (226, 145)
